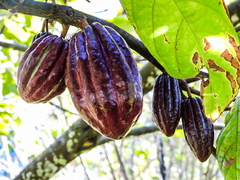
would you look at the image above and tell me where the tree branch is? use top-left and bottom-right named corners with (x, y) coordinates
top-left (13, 118), bottom-right (224, 180)
top-left (0, 0), bottom-right (18, 9)
top-left (0, 41), bottom-right (28, 51)
top-left (13, 119), bottom-right (101, 180)
top-left (0, 0), bottom-right (211, 79)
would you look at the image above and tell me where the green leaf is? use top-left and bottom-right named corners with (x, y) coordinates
top-left (121, 0), bottom-right (240, 121)
top-left (2, 69), bottom-right (17, 96)
top-left (107, 11), bottom-right (134, 33)
top-left (216, 97), bottom-right (240, 179)
top-left (3, 19), bottom-right (30, 43)
top-left (24, 14), bottom-right (32, 28)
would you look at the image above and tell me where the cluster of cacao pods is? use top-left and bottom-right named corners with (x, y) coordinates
top-left (17, 20), bottom-right (143, 140)
top-left (152, 74), bottom-right (214, 162)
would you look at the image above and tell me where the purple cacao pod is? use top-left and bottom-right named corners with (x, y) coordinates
top-left (65, 22), bottom-right (143, 140)
top-left (152, 74), bottom-right (182, 137)
top-left (17, 34), bottom-right (68, 103)
top-left (31, 32), bottom-right (48, 44)
top-left (182, 97), bottom-right (214, 162)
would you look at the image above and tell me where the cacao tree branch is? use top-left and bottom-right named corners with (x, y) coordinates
top-left (0, 0), bottom-right (212, 79)
top-left (12, 0), bottom-right (163, 72)
top-left (13, 119), bottom-right (101, 180)
top-left (1, 0), bottom-right (238, 81)
top-left (0, 3), bottom-right (7, 9)
top-left (13, 114), bottom-right (224, 180)
top-left (0, 0), bottom-right (18, 9)
top-left (0, 41), bottom-right (28, 52)
top-left (0, 38), bottom-right (206, 98)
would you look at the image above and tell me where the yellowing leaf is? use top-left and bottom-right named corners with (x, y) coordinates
top-left (121, 0), bottom-right (240, 121)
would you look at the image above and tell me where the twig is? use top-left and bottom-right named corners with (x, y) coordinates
top-left (130, 138), bottom-right (135, 180)
top-left (184, 77), bottom-right (201, 84)
top-left (113, 141), bottom-right (129, 180)
top-left (57, 96), bottom-right (70, 126)
top-left (48, 101), bottom-right (79, 116)
top-left (179, 79), bottom-right (192, 98)
top-left (102, 144), bottom-right (117, 180)
top-left (79, 155), bottom-right (91, 180)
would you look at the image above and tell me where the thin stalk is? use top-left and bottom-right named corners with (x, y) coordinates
top-left (179, 79), bottom-right (192, 98)
top-left (102, 144), bottom-right (117, 180)
top-left (61, 24), bottom-right (69, 38)
top-left (113, 141), bottom-right (129, 180)
top-left (79, 155), bottom-right (91, 180)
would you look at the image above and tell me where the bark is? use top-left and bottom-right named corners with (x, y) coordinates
top-left (0, 41), bottom-right (28, 52)
top-left (13, 119), bottom-right (224, 180)
top-left (0, 0), bottom-right (212, 79)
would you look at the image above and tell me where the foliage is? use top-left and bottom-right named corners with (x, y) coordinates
top-left (217, 97), bottom-right (240, 179)
top-left (120, 0), bottom-right (240, 122)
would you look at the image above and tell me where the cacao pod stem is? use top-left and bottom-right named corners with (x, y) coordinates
top-left (61, 24), bottom-right (69, 38)
top-left (77, 18), bottom-right (89, 30)
top-left (179, 79), bottom-right (192, 98)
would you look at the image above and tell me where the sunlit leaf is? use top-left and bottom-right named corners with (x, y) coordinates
top-left (0, 129), bottom-right (9, 136)
top-left (4, 19), bottom-right (30, 43)
top-left (121, 0), bottom-right (240, 121)
top-left (0, 117), bottom-right (10, 136)
top-left (216, 97), bottom-right (240, 179)
top-left (24, 15), bottom-right (32, 28)
top-left (174, 129), bottom-right (184, 138)
top-left (107, 11), bottom-right (134, 33)
top-left (2, 69), bottom-right (17, 96)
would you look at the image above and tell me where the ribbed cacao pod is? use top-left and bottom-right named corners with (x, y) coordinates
top-left (152, 74), bottom-right (181, 137)
top-left (182, 97), bottom-right (214, 162)
top-left (17, 34), bottom-right (68, 103)
top-left (31, 32), bottom-right (48, 44)
top-left (65, 22), bottom-right (143, 140)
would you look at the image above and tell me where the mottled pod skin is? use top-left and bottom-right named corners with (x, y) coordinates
top-left (152, 74), bottom-right (182, 137)
top-left (65, 22), bottom-right (143, 140)
top-left (182, 97), bottom-right (214, 162)
top-left (17, 34), bottom-right (68, 103)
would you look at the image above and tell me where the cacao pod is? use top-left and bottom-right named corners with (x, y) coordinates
top-left (31, 32), bottom-right (48, 44)
top-left (182, 97), bottom-right (214, 162)
top-left (17, 34), bottom-right (68, 103)
top-left (152, 74), bottom-right (181, 137)
top-left (65, 22), bottom-right (143, 140)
